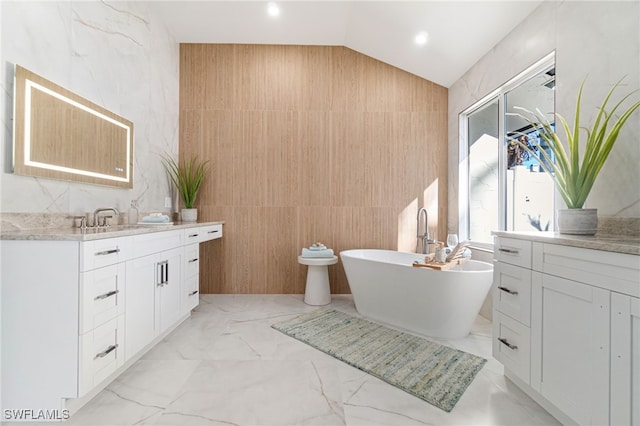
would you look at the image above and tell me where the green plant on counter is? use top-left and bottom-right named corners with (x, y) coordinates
top-left (512, 78), bottom-right (640, 209)
top-left (162, 154), bottom-right (210, 209)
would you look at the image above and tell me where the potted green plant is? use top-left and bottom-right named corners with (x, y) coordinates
top-left (513, 78), bottom-right (640, 235)
top-left (162, 154), bottom-right (210, 222)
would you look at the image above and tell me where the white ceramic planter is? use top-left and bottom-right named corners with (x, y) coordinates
top-left (557, 208), bottom-right (598, 235)
top-left (181, 208), bottom-right (198, 222)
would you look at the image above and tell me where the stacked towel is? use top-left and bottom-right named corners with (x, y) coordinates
top-left (141, 213), bottom-right (171, 223)
top-left (301, 242), bottom-right (334, 258)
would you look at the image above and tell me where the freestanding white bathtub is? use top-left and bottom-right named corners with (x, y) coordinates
top-left (340, 249), bottom-right (493, 339)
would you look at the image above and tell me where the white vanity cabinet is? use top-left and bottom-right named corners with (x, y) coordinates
top-left (493, 233), bottom-right (640, 426)
top-left (1, 241), bottom-right (83, 413)
top-left (78, 237), bottom-right (128, 397)
top-left (0, 236), bottom-right (131, 411)
top-left (125, 230), bottom-right (184, 359)
top-left (532, 270), bottom-right (610, 425)
top-left (610, 293), bottom-right (640, 425)
top-left (492, 237), bottom-right (533, 384)
top-left (0, 222), bottom-right (223, 418)
top-left (183, 243), bottom-right (200, 314)
top-left (181, 223), bottom-right (223, 315)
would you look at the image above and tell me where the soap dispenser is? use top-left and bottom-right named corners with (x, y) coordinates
top-left (128, 200), bottom-right (139, 225)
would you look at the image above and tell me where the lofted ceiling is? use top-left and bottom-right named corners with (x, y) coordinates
top-left (149, 1), bottom-right (543, 88)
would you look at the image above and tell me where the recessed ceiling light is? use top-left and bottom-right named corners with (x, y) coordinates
top-left (267, 2), bottom-right (280, 17)
top-left (414, 32), bottom-right (429, 46)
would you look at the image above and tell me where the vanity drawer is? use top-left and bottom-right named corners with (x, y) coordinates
top-left (131, 230), bottom-right (183, 259)
top-left (184, 228), bottom-right (203, 244)
top-left (184, 244), bottom-right (199, 278)
top-left (79, 263), bottom-right (125, 334)
top-left (183, 274), bottom-right (199, 313)
top-left (199, 224), bottom-right (222, 242)
top-left (494, 237), bottom-right (532, 269)
top-left (533, 242), bottom-right (640, 297)
top-left (184, 224), bottom-right (223, 244)
top-left (78, 315), bottom-right (125, 397)
top-left (493, 262), bottom-right (531, 326)
top-left (81, 237), bottom-right (129, 271)
top-left (493, 311), bottom-right (531, 385)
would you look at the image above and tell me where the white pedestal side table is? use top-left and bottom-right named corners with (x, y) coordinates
top-left (298, 255), bottom-right (338, 306)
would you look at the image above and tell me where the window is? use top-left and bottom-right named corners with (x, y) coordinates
top-left (459, 53), bottom-right (556, 247)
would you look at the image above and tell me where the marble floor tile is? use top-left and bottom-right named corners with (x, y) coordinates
top-left (154, 360), bottom-right (345, 426)
top-left (40, 294), bottom-right (560, 425)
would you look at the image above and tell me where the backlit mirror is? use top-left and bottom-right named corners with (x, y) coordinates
top-left (12, 65), bottom-right (134, 188)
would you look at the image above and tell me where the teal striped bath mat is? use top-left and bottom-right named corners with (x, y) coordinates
top-left (272, 309), bottom-right (486, 412)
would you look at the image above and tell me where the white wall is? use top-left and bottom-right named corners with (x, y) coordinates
top-left (449, 1), bottom-right (640, 232)
top-left (0, 1), bottom-right (179, 218)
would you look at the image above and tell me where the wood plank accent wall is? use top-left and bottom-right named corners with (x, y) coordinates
top-left (179, 44), bottom-right (448, 294)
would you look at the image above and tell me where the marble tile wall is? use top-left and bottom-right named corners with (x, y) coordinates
top-left (448, 1), bottom-right (640, 234)
top-left (0, 1), bottom-right (179, 221)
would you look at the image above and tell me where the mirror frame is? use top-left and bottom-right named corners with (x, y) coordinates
top-left (13, 65), bottom-right (134, 188)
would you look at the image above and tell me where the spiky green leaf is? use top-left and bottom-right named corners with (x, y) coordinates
top-left (162, 154), bottom-right (210, 209)
top-left (512, 79), bottom-right (639, 209)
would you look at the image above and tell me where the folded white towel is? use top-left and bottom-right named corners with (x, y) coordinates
top-left (301, 248), bottom-right (334, 258)
top-left (141, 214), bottom-right (171, 223)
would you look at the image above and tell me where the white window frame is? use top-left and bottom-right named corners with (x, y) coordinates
top-left (458, 52), bottom-right (556, 251)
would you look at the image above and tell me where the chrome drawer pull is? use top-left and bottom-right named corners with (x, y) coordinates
top-left (95, 344), bottom-right (118, 359)
top-left (208, 230), bottom-right (219, 234)
top-left (498, 248), bottom-right (519, 255)
top-left (188, 233), bottom-right (199, 238)
top-left (498, 337), bottom-right (518, 350)
top-left (188, 258), bottom-right (199, 263)
top-left (189, 290), bottom-right (199, 296)
top-left (95, 248), bottom-right (120, 256)
top-left (95, 290), bottom-right (119, 300)
top-left (498, 286), bottom-right (518, 295)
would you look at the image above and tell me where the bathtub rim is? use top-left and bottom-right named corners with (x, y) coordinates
top-left (339, 248), bottom-right (493, 273)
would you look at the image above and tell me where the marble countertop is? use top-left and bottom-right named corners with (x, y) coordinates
top-left (0, 221), bottom-right (224, 242)
top-left (492, 231), bottom-right (640, 256)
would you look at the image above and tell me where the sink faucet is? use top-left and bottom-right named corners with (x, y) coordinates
top-left (416, 207), bottom-right (435, 254)
top-left (93, 207), bottom-right (119, 227)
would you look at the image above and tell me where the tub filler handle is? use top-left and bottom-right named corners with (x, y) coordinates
top-left (498, 337), bottom-right (518, 350)
top-left (497, 286), bottom-right (518, 295)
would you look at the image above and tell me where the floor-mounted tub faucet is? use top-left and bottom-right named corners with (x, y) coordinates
top-left (416, 208), bottom-right (435, 254)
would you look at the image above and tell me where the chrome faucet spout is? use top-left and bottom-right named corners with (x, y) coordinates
top-left (416, 208), bottom-right (434, 254)
top-left (417, 208), bottom-right (428, 239)
top-left (93, 207), bottom-right (119, 227)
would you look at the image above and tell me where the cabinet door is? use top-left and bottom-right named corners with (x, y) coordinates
top-left (156, 247), bottom-right (183, 334)
top-left (125, 254), bottom-right (157, 360)
top-left (610, 293), bottom-right (640, 425)
top-left (532, 273), bottom-right (610, 425)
